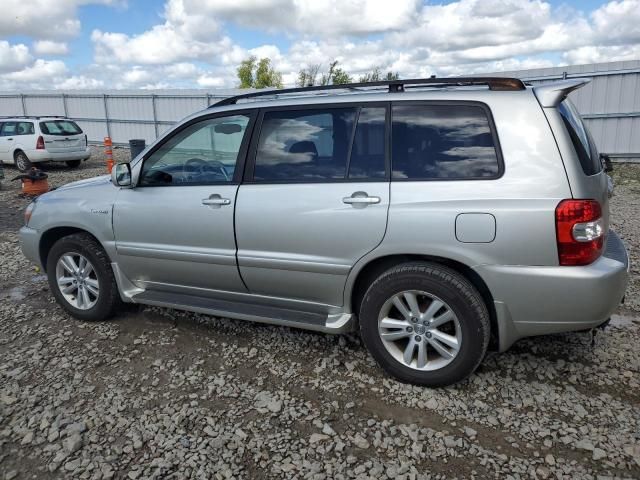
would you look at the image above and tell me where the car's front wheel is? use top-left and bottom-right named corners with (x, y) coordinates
top-left (46, 233), bottom-right (122, 321)
top-left (359, 262), bottom-right (490, 387)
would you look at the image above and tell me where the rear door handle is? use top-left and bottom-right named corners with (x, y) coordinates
top-left (202, 194), bottom-right (231, 207)
top-left (343, 192), bottom-right (381, 207)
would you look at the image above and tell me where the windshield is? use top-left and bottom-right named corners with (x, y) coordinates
top-left (558, 100), bottom-right (601, 176)
top-left (40, 120), bottom-right (83, 136)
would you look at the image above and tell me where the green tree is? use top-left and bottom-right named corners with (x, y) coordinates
top-left (297, 60), bottom-right (353, 87)
top-left (359, 67), bottom-right (399, 83)
top-left (237, 56), bottom-right (283, 89)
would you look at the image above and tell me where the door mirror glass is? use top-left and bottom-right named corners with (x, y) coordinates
top-left (112, 162), bottom-right (132, 187)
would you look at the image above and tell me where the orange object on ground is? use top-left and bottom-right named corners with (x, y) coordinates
top-left (11, 167), bottom-right (49, 196)
top-left (104, 136), bottom-right (114, 173)
top-left (22, 178), bottom-right (49, 195)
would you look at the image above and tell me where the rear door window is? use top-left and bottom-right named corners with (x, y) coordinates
top-left (253, 108), bottom-right (357, 182)
top-left (40, 120), bottom-right (83, 135)
top-left (558, 100), bottom-right (601, 176)
top-left (16, 122), bottom-right (34, 135)
top-left (348, 107), bottom-right (386, 180)
top-left (391, 104), bottom-right (501, 180)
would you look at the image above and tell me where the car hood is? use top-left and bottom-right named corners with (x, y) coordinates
top-left (54, 174), bottom-right (111, 191)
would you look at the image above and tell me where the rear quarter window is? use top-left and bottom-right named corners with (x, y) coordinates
top-left (40, 120), bottom-right (83, 135)
top-left (391, 104), bottom-right (501, 180)
top-left (557, 100), bottom-right (601, 176)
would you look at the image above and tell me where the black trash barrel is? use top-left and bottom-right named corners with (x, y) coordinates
top-left (129, 139), bottom-right (146, 160)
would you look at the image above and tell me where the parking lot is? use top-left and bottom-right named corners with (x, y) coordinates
top-left (0, 149), bottom-right (639, 479)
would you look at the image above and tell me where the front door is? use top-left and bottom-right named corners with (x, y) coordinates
top-left (113, 112), bottom-right (255, 297)
top-left (235, 105), bottom-right (390, 307)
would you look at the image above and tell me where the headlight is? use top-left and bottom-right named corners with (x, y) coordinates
top-left (24, 201), bottom-right (37, 226)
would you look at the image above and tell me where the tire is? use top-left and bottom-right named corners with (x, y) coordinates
top-left (65, 160), bottom-right (81, 168)
top-left (359, 262), bottom-right (490, 387)
top-left (14, 151), bottom-right (32, 172)
top-left (46, 233), bottom-right (122, 321)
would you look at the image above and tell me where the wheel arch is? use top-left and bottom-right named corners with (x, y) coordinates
top-left (39, 227), bottom-right (105, 273)
top-left (348, 254), bottom-right (499, 350)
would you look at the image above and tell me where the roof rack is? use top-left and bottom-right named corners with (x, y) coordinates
top-left (212, 76), bottom-right (526, 107)
top-left (0, 115), bottom-right (68, 120)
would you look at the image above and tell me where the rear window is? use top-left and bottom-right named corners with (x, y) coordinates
top-left (40, 120), bottom-right (83, 136)
top-left (391, 104), bottom-right (501, 180)
top-left (558, 100), bottom-right (601, 176)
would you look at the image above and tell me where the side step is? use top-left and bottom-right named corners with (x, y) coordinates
top-left (131, 290), bottom-right (354, 334)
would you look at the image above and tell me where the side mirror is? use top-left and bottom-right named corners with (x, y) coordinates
top-left (111, 162), bottom-right (132, 188)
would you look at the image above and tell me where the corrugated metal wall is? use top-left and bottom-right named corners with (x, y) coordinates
top-left (0, 61), bottom-right (638, 159)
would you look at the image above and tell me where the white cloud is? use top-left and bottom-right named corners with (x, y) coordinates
top-left (0, 41), bottom-right (32, 74)
top-left (189, 0), bottom-right (421, 35)
top-left (0, 0), bottom-right (122, 40)
top-left (92, 0), bottom-right (228, 65)
top-left (2, 0), bottom-right (639, 90)
top-left (33, 41), bottom-right (69, 56)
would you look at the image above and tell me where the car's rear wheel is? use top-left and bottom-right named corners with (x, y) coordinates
top-left (14, 151), bottom-right (32, 172)
top-left (65, 160), bottom-right (81, 168)
top-left (359, 262), bottom-right (490, 387)
top-left (46, 233), bottom-right (122, 321)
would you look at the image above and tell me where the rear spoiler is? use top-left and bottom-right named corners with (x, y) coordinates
top-left (533, 79), bottom-right (591, 107)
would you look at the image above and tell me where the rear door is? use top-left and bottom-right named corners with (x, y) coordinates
top-left (235, 104), bottom-right (390, 307)
top-left (39, 120), bottom-right (86, 153)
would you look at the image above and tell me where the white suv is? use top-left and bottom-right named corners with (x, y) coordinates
top-left (0, 117), bottom-right (91, 171)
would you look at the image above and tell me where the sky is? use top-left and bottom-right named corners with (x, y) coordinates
top-left (0, 0), bottom-right (638, 91)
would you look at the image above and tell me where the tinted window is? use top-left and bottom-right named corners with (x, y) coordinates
top-left (254, 108), bottom-right (356, 181)
top-left (558, 100), bottom-right (601, 176)
top-left (392, 104), bottom-right (500, 180)
top-left (0, 122), bottom-right (17, 136)
top-left (16, 122), bottom-right (34, 135)
top-left (40, 120), bottom-right (82, 135)
top-left (348, 107), bottom-right (386, 179)
top-left (140, 114), bottom-right (250, 186)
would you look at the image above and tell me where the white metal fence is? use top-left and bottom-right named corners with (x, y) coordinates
top-left (0, 90), bottom-right (241, 146)
top-left (0, 60), bottom-right (638, 160)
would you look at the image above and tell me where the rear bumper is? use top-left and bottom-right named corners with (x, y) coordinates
top-left (28, 148), bottom-right (91, 163)
top-left (476, 230), bottom-right (629, 351)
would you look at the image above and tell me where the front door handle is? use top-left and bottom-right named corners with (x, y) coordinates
top-left (343, 191), bottom-right (381, 207)
top-left (202, 194), bottom-right (231, 207)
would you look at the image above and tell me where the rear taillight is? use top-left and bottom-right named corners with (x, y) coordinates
top-left (555, 199), bottom-right (604, 266)
top-left (36, 135), bottom-right (45, 149)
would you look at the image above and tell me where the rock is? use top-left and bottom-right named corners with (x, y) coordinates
top-left (64, 433), bottom-right (83, 454)
top-left (444, 436), bottom-right (458, 448)
top-left (352, 434), bottom-right (370, 449)
top-left (64, 459), bottom-right (81, 471)
top-left (5, 471), bottom-right (18, 480)
top-left (592, 448), bottom-right (606, 461)
top-left (309, 433), bottom-right (329, 444)
top-left (464, 427), bottom-right (477, 438)
top-left (267, 399), bottom-right (282, 413)
top-left (424, 398), bottom-right (438, 410)
top-left (21, 431), bottom-right (34, 445)
top-left (575, 439), bottom-right (594, 451)
top-left (544, 454), bottom-right (555, 466)
top-left (322, 423), bottom-right (336, 436)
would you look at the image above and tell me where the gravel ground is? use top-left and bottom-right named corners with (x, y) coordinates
top-left (0, 149), bottom-right (639, 480)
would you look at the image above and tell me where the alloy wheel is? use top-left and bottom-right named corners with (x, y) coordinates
top-left (378, 290), bottom-right (462, 371)
top-left (55, 253), bottom-right (100, 310)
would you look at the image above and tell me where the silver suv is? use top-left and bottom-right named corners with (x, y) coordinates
top-left (19, 77), bottom-right (629, 386)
